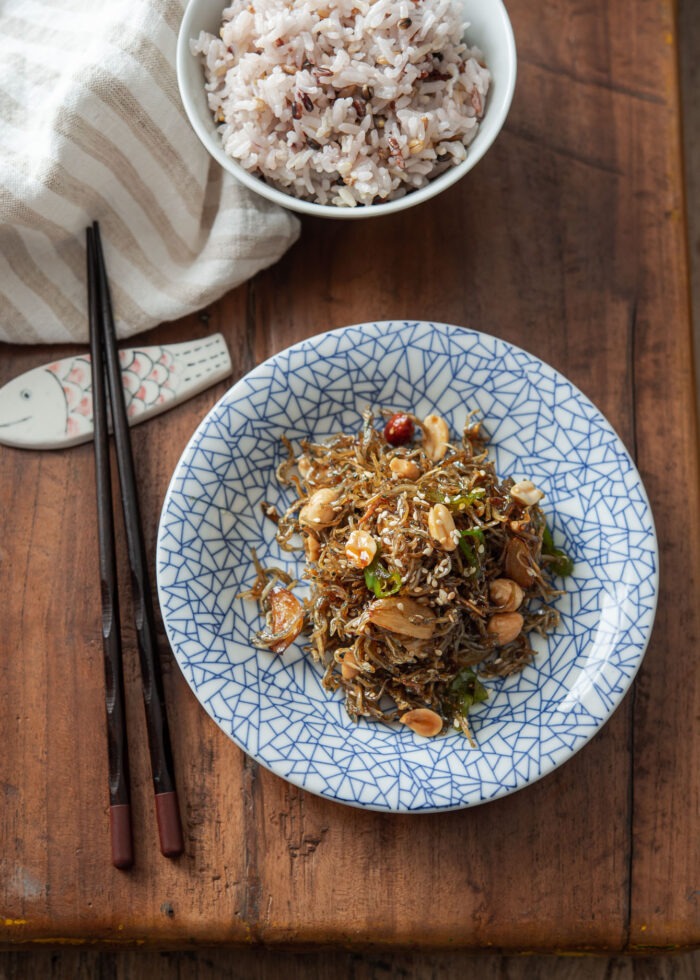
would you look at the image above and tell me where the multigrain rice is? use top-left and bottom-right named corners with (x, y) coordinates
top-left (192, 0), bottom-right (490, 207)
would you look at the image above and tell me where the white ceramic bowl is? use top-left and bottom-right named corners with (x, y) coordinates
top-left (176, 0), bottom-right (517, 218)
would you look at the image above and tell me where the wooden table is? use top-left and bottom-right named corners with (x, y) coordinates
top-left (1, 0), bottom-right (698, 955)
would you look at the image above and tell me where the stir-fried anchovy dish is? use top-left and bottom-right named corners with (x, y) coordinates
top-left (245, 409), bottom-right (572, 741)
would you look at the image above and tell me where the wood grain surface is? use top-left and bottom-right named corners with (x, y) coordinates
top-left (1, 0), bottom-right (698, 956)
top-left (2, 949), bottom-right (700, 980)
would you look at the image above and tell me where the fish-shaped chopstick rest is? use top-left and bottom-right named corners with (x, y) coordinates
top-left (0, 334), bottom-right (232, 450)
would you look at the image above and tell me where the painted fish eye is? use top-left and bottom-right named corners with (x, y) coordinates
top-left (20, 389), bottom-right (31, 400)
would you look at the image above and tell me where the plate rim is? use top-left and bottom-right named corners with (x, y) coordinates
top-left (156, 319), bottom-right (659, 812)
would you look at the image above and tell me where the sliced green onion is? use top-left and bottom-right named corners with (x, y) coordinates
top-left (542, 523), bottom-right (574, 577)
top-left (449, 667), bottom-right (489, 718)
top-left (458, 527), bottom-right (485, 567)
top-left (424, 487), bottom-right (486, 510)
top-left (445, 488), bottom-right (486, 511)
top-left (364, 554), bottom-right (402, 597)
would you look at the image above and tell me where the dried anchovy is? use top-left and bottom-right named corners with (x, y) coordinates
top-left (239, 547), bottom-right (295, 601)
top-left (266, 410), bottom-right (563, 735)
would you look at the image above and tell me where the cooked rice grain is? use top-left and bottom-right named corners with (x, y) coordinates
top-left (192, 0), bottom-right (490, 206)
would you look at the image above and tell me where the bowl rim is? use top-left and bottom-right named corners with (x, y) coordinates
top-left (176, 0), bottom-right (518, 218)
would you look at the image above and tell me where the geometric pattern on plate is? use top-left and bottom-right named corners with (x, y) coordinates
top-left (156, 321), bottom-right (658, 812)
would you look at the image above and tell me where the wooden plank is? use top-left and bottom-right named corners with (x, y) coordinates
top-left (622, 2), bottom-right (700, 954)
top-left (238, 5), bottom-right (639, 947)
top-left (0, 0), bottom-right (696, 954)
top-left (2, 949), bottom-right (700, 980)
top-left (681, 0), bottom-right (700, 417)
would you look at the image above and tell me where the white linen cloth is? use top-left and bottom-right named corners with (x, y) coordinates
top-left (0, 0), bottom-right (300, 344)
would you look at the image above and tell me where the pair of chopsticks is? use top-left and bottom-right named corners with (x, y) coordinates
top-left (86, 222), bottom-right (183, 869)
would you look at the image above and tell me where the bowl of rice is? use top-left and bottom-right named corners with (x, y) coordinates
top-left (177, 0), bottom-right (516, 217)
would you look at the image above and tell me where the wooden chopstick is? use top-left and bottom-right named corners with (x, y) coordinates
top-left (86, 227), bottom-right (134, 870)
top-left (89, 222), bottom-right (184, 860)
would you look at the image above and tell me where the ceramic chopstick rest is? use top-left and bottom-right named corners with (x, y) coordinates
top-left (0, 334), bottom-right (231, 450)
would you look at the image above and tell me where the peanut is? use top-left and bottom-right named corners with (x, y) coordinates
top-left (400, 708), bottom-right (443, 738)
top-left (345, 529), bottom-right (377, 568)
top-left (487, 611), bottom-right (524, 646)
top-left (389, 456), bottom-right (421, 480)
top-left (428, 503), bottom-right (457, 551)
top-left (489, 578), bottom-right (524, 612)
top-left (299, 487), bottom-right (339, 527)
top-left (510, 480), bottom-right (544, 507)
top-left (421, 413), bottom-right (450, 462)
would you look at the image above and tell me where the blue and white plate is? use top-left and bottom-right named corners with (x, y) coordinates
top-left (156, 321), bottom-right (658, 812)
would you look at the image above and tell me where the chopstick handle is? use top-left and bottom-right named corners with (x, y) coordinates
top-left (155, 792), bottom-right (185, 858)
top-left (109, 804), bottom-right (135, 870)
top-left (87, 228), bottom-right (134, 870)
top-left (93, 223), bottom-right (184, 859)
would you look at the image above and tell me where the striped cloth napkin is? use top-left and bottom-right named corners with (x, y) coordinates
top-left (0, 0), bottom-right (300, 345)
